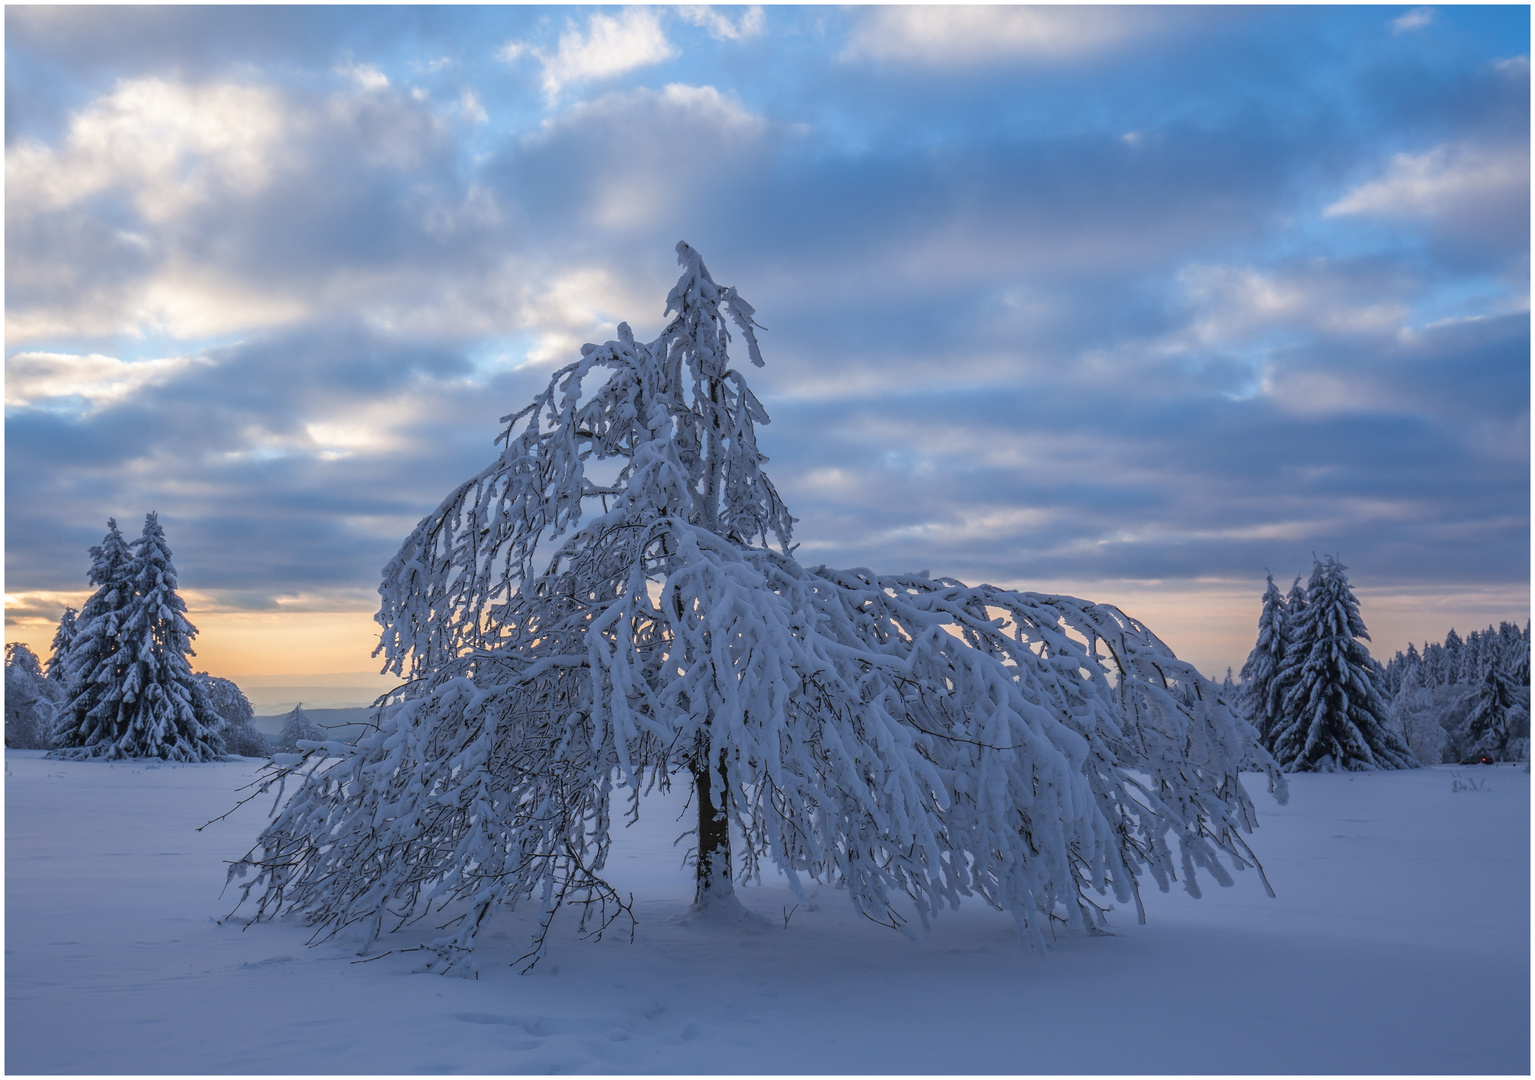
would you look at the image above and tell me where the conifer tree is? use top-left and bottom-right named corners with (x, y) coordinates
top-left (54, 520), bottom-right (135, 748)
top-left (1284, 576), bottom-right (1307, 622)
top-left (1420, 642), bottom-right (1445, 689)
top-left (272, 703), bottom-right (325, 754)
top-left (229, 243), bottom-right (1283, 974)
top-left (1443, 627), bottom-right (1464, 683)
top-left (52, 513), bottom-right (222, 761)
top-left (47, 607), bottom-right (78, 680)
top-left (1238, 573), bottom-right (1286, 743)
top-left (1267, 555), bottom-right (1416, 772)
top-left (1460, 652), bottom-right (1530, 762)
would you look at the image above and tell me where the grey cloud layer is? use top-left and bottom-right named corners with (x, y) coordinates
top-left (5, 7), bottom-right (1528, 620)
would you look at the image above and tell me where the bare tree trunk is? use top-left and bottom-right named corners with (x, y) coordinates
top-left (692, 752), bottom-right (733, 905)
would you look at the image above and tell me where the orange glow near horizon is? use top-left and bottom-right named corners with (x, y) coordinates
top-left (6, 581), bottom-right (1528, 685)
top-left (5, 604), bottom-right (388, 682)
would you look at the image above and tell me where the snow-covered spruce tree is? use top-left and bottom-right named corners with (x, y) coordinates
top-left (196, 673), bottom-right (270, 757)
top-left (1267, 555), bottom-right (1415, 772)
top-left (228, 243), bottom-right (1284, 974)
top-left (271, 703), bottom-right (325, 755)
top-left (5, 643), bottom-right (61, 749)
top-left (52, 513), bottom-right (222, 761)
top-left (1238, 573), bottom-right (1286, 744)
top-left (53, 519), bottom-right (135, 748)
top-left (47, 607), bottom-right (78, 680)
top-left (1459, 653), bottom-right (1530, 763)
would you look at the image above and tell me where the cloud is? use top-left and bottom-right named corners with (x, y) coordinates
top-left (500, 9), bottom-right (676, 101)
top-left (1325, 138), bottom-right (1531, 261)
top-left (1175, 261), bottom-right (1414, 346)
top-left (5, 351), bottom-right (210, 413)
top-left (677, 6), bottom-right (765, 42)
top-left (338, 57), bottom-right (389, 91)
top-left (2, 327), bottom-right (519, 608)
top-left (1392, 7), bottom-right (1436, 34)
top-left (510, 265), bottom-right (654, 368)
top-left (4, 74), bottom-right (488, 345)
top-left (843, 6), bottom-right (1172, 66)
top-left (1326, 139), bottom-right (1528, 222)
top-left (508, 83), bottom-right (774, 232)
top-left (4, 77), bottom-right (288, 223)
top-left (458, 89), bottom-right (488, 124)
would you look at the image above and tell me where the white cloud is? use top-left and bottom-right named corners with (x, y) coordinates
top-left (1325, 140), bottom-right (1529, 222)
top-left (1392, 7), bottom-right (1435, 34)
top-left (459, 89), bottom-right (488, 124)
top-left (677, 6), bottom-right (765, 42)
top-left (338, 58), bottom-right (390, 91)
top-left (844, 6), bottom-right (1162, 65)
top-left (500, 9), bottom-right (676, 102)
top-left (512, 265), bottom-right (653, 368)
top-left (1176, 263), bottom-right (1410, 344)
top-left (4, 351), bottom-right (209, 412)
top-left (4, 77), bottom-right (288, 223)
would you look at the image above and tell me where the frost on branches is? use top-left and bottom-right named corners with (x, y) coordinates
top-left (228, 244), bottom-right (1285, 975)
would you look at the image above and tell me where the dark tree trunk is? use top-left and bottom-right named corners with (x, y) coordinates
top-left (692, 753), bottom-right (733, 905)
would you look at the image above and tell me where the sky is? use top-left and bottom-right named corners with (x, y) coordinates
top-left (5, 4), bottom-right (1530, 691)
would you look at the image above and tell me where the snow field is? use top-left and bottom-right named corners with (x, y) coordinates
top-left (5, 752), bottom-right (1529, 1074)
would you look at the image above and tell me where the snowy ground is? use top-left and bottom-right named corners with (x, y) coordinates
top-left (6, 752), bottom-right (1528, 1074)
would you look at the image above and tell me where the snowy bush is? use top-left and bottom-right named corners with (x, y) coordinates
top-left (229, 243), bottom-right (1285, 975)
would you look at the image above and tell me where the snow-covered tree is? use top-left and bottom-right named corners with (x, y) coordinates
top-left (1284, 576), bottom-right (1307, 624)
top-left (1443, 627), bottom-right (1464, 683)
top-left (52, 513), bottom-right (222, 761)
top-left (1267, 555), bottom-right (1416, 772)
top-left (54, 519), bottom-right (135, 746)
top-left (47, 607), bottom-right (78, 680)
top-left (271, 703), bottom-right (325, 755)
top-left (1389, 671), bottom-right (1447, 766)
top-left (1399, 641), bottom-right (1418, 693)
top-left (196, 673), bottom-right (269, 757)
top-left (1502, 622), bottom-right (1530, 689)
top-left (229, 243), bottom-right (1285, 975)
top-left (1238, 574), bottom-right (1286, 743)
top-left (1459, 654), bottom-right (1530, 763)
top-left (5, 643), bottom-right (61, 749)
